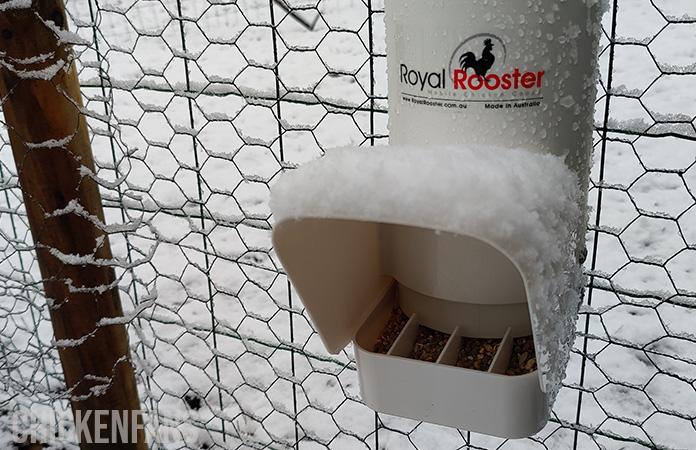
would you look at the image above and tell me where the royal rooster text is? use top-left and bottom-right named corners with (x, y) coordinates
top-left (399, 63), bottom-right (545, 92)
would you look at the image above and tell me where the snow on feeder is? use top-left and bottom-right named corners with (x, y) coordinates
top-left (271, 0), bottom-right (604, 439)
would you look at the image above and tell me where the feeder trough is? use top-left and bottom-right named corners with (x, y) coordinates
top-left (271, 144), bottom-right (585, 439)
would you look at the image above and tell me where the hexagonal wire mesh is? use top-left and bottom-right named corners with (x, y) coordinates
top-left (0, 0), bottom-right (694, 449)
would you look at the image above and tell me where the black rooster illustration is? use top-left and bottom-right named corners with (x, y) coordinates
top-left (459, 38), bottom-right (495, 80)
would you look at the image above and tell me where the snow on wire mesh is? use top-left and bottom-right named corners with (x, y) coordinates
top-left (0, 0), bottom-right (694, 449)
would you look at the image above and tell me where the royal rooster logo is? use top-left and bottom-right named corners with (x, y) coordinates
top-left (459, 38), bottom-right (496, 80)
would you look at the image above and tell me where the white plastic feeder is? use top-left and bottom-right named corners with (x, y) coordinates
top-left (270, 0), bottom-right (603, 439)
top-left (272, 145), bottom-right (585, 438)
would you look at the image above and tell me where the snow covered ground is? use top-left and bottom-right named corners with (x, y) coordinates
top-left (0, 0), bottom-right (695, 449)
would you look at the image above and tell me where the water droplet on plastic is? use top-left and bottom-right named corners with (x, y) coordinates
top-left (560, 95), bottom-right (575, 108)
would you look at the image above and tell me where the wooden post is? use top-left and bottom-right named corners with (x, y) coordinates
top-left (0, 2), bottom-right (147, 449)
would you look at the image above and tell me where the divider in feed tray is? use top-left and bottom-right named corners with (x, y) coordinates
top-left (437, 326), bottom-right (464, 366)
top-left (384, 313), bottom-right (420, 358)
top-left (488, 328), bottom-right (513, 375)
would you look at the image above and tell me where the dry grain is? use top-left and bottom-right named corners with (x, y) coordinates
top-left (506, 335), bottom-right (537, 375)
top-left (456, 337), bottom-right (501, 371)
top-left (373, 306), bottom-right (409, 354)
top-left (409, 325), bottom-right (450, 362)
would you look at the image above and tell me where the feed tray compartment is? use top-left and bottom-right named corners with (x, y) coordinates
top-left (353, 280), bottom-right (549, 438)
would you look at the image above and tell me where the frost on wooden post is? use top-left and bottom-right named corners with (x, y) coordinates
top-left (0, 0), bottom-right (31, 11)
top-left (0, 3), bottom-right (147, 448)
top-left (0, 57), bottom-right (68, 80)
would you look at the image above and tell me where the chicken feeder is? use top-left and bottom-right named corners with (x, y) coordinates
top-left (270, 0), bottom-right (603, 439)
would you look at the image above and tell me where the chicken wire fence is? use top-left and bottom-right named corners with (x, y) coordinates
top-left (0, 0), bottom-right (695, 449)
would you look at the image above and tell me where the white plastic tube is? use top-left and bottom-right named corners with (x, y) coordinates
top-left (385, 0), bottom-right (602, 196)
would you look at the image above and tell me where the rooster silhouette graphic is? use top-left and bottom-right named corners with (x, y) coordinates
top-left (459, 38), bottom-right (496, 80)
